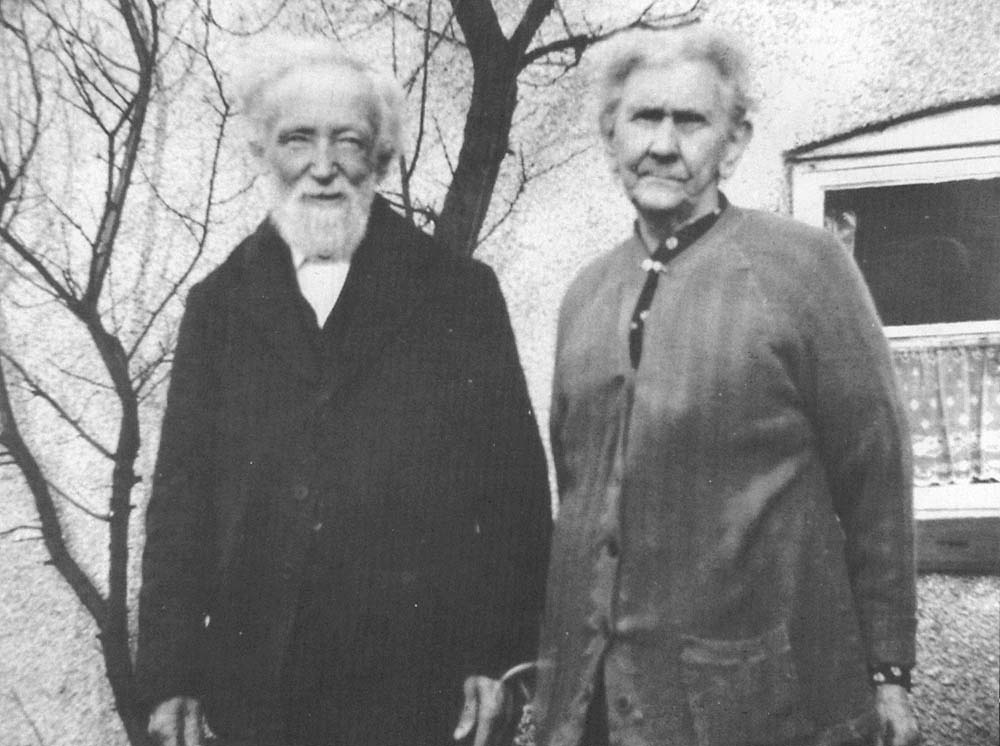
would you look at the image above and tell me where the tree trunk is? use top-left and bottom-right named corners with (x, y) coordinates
top-left (434, 53), bottom-right (520, 257)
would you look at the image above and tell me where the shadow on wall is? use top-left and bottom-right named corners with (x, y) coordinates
top-left (914, 574), bottom-right (999, 745)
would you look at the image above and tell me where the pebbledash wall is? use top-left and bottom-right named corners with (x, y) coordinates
top-left (1, 0), bottom-right (998, 744)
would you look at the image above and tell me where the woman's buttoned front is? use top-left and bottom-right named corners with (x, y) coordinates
top-left (535, 207), bottom-right (913, 746)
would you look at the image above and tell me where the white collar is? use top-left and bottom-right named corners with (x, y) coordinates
top-left (288, 245), bottom-right (350, 271)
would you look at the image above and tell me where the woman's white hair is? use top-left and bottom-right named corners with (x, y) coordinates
top-left (592, 23), bottom-right (754, 142)
top-left (231, 35), bottom-right (405, 178)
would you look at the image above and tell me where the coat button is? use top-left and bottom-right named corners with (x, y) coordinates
top-left (616, 695), bottom-right (631, 713)
top-left (293, 484), bottom-right (309, 502)
top-left (605, 538), bottom-right (619, 558)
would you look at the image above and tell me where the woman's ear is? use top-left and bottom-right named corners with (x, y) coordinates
top-left (719, 119), bottom-right (752, 180)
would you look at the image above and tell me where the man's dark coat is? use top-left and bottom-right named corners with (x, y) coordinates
top-left (136, 197), bottom-right (552, 745)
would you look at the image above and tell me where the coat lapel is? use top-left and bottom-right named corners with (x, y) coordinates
top-left (229, 198), bottom-right (438, 396)
top-left (319, 197), bottom-right (436, 399)
top-left (231, 220), bottom-right (324, 384)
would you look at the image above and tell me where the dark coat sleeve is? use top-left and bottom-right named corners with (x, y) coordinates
top-left (135, 281), bottom-right (220, 707)
top-left (463, 264), bottom-right (553, 677)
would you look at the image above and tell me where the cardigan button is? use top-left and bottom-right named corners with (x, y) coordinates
top-left (293, 484), bottom-right (310, 502)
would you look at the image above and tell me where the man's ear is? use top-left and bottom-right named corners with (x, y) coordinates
top-left (719, 119), bottom-right (752, 180)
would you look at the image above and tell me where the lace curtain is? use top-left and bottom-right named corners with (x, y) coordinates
top-left (892, 335), bottom-right (1000, 486)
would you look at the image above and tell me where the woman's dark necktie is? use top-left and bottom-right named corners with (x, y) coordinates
top-left (628, 206), bottom-right (725, 369)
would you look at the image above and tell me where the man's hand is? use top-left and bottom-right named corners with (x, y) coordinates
top-left (874, 684), bottom-right (920, 746)
top-left (148, 696), bottom-right (205, 746)
top-left (453, 675), bottom-right (513, 746)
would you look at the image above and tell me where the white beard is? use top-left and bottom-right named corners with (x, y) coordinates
top-left (270, 178), bottom-right (376, 262)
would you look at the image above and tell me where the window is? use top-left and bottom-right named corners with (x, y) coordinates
top-left (789, 102), bottom-right (1000, 572)
top-left (824, 179), bottom-right (1000, 327)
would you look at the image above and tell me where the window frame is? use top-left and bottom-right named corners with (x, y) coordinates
top-left (788, 104), bottom-right (1000, 571)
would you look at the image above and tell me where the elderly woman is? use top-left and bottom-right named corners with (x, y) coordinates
top-left (532, 24), bottom-right (919, 746)
top-left (135, 37), bottom-right (552, 746)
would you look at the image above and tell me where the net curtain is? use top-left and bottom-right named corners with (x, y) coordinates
top-left (892, 336), bottom-right (1000, 486)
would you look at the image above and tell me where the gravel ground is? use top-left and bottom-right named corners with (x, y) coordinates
top-left (912, 574), bottom-right (1000, 745)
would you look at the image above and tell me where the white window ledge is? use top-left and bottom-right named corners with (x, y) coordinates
top-left (915, 482), bottom-right (1000, 520)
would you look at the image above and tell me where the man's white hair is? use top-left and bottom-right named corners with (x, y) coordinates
top-left (231, 35), bottom-right (405, 178)
top-left (591, 23), bottom-right (755, 143)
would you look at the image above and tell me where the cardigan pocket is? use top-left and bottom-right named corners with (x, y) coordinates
top-left (680, 623), bottom-right (814, 746)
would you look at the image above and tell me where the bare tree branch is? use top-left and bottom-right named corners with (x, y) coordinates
top-left (202, 0), bottom-right (293, 37)
top-left (83, 0), bottom-right (159, 310)
top-left (374, 0), bottom-right (464, 53)
top-left (0, 225), bottom-right (78, 306)
top-left (0, 354), bottom-right (107, 625)
top-left (0, 351), bottom-right (115, 460)
top-left (510, 0), bottom-right (557, 55)
top-left (51, 359), bottom-right (115, 391)
top-left (127, 15), bottom-right (229, 363)
top-left (1, 524), bottom-right (42, 537)
top-left (0, 13), bottom-right (47, 214)
top-left (0, 4), bottom-right (166, 740)
top-left (433, 115), bottom-right (456, 178)
top-left (7, 689), bottom-right (46, 746)
top-left (447, 0), bottom-right (504, 60)
top-left (477, 142), bottom-right (589, 246)
top-left (402, 0), bottom-right (435, 187)
top-left (520, 0), bottom-right (702, 70)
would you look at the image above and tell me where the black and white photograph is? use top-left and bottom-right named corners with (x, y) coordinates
top-left (1, 1), bottom-right (997, 745)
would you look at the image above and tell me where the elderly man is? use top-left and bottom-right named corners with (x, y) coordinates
top-left (532, 25), bottom-right (919, 746)
top-left (135, 39), bottom-right (551, 746)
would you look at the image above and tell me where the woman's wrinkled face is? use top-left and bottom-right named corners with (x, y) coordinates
top-left (608, 60), bottom-right (748, 225)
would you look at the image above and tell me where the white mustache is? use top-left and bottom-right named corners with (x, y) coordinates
top-left (271, 177), bottom-right (375, 262)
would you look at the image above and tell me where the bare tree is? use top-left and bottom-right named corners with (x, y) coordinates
top-left (0, 1), bottom-right (699, 743)
top-left (371, 0), bottom-right (702, 257)
top-left (0, 1), bottom-right (234, 742)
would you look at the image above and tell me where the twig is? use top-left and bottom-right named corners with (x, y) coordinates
top-left (0, 351), bottom-right (115, 460)
top-left (8, 689), bottom-right (46, 746)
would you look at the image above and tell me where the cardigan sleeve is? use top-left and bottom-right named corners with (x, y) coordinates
top-left (790, 229), bottom-right (917, 669)
top-left (135, 281), bottom-right (221, 708)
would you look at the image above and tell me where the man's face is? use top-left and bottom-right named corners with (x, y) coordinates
top-left (608, 59), bottom-right (749, 226)
top-left (256, 66), bottom-right (379, 259)
top-left (258, 65), bottom-right (377, 200)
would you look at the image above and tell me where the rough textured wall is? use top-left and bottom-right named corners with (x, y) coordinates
top-left (2, 0), bottom-right (999, 743)
top-left (1, 471), bottom-right (126, 745)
